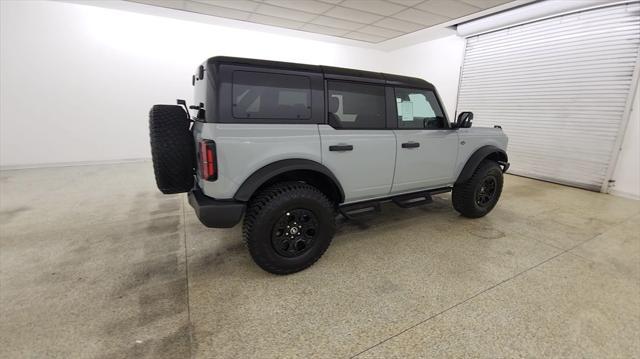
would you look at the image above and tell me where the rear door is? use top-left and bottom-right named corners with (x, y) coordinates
top-left (391, 87), bottom-right (459, 193)
top-left (319, 81), bottom-right (396, 203)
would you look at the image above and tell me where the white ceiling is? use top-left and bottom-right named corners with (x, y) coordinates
top-left (127, 0), bottom-right (523, 43)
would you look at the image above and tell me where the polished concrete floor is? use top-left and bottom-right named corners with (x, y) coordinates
top-left (1, 161), bottom-right (639, 358)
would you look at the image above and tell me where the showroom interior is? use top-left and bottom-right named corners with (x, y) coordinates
top-left (1, 0), bottom-right (639, 357)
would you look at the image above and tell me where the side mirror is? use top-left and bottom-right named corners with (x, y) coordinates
top-left (456, 111), bottom-right (473, 128)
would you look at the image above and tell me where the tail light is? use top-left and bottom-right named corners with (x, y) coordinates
top-left (199, 140), bottom-right (217, 181)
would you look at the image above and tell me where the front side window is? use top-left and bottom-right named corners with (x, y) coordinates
top-left (232, 71), bottom-right (311, 120)
top-left (395, 88), bottom-right (446, 129)
top-left (327, 81), bottom-right (385, 129)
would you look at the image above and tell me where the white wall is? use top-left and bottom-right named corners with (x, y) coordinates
top-left (0, 0), bottom-right (385, 167)
top-left (382, 35), bottom-right (466, 119)
top-left (610, 84), bottom-right (640, 200)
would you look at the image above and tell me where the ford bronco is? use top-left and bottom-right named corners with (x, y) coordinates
top-left (149, 56), bottom-right (509, 274)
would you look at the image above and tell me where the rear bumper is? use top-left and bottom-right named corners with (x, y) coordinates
top-left (187, 188), bottom-right (245, 228)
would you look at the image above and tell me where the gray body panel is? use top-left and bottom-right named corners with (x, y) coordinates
top-left (194, 123), bottom-right (321, 199)
top-left (193, 123), bottom-right (508, 203)
top-left (392, 129), bottom-right (459, 193)
top-left (454, 127), bottom-right (509, 180)
top-left (318, 125), bottom-right (396, 203)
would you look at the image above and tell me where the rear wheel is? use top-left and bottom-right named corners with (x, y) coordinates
top-left (452, 160), bottom-right (503, 218)
top-left (243, 182), bottom-right (336, 275)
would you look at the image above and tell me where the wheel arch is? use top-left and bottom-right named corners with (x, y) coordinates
top-left (234, 159), bottom-right (345, 204)
top-left (456, 146), bottom-right (508, 184)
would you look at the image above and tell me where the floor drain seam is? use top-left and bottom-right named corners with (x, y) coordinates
top-left (351, 218), bottom-right (627, 357)
top-left (181, 195), bottom-right (194, 359)
top-left (350, 249), bottom-right (573, 358)
top-left (564, 251), bottom-right (595, 263)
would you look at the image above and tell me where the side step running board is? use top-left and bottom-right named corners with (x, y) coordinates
top-left (338, 187), bottom-right (452, 222)
top-left (339, 201), bottom-right (381, 220)
top-left (392, 191), bottom-right (433, 208)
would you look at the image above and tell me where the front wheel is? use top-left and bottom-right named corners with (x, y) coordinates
top-left (243, 182), bottom-right (336, 275)
top-left (452, 160), bottom-right (503, 218)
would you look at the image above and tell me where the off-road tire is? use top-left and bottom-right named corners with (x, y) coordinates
top-left (149, 105), bottom-right (195, 194)
top-left (452, 160), bottom-right (503, 218)
top-left (243, 182), bottom-right (336, 275)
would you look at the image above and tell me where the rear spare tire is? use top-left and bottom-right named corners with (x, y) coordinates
top-left (149, 105), bottom-right (195, 194)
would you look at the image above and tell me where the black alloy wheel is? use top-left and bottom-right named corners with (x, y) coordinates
top-left (243, 182), bottom-right (336, 274)
top-left (452, 159), bottom-right (504, 218)
top-left (271, 209), bottom-right (319, 257)
top-left (475, 176), bottom-right (497, 207)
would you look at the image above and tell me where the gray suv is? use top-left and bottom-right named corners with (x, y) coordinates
top-left (149, 56), bottom-right (509, 274)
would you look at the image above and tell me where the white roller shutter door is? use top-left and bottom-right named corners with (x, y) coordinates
top-left (457, 2), bottom-right (640, 191)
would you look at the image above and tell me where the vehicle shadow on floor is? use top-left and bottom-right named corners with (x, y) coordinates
top-left (186, 194), bottom-right (468, 279)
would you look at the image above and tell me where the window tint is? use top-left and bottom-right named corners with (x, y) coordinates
top-left (395, 88), bottom-right (446, 129)
top-left (233, 71), bottom-right (311, 119)
top-left (327, 81), bottom-right (385, 129)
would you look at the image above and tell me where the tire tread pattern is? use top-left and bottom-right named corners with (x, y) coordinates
top-left (452, 160), bottom-right (503, 218)
top-left (243, 182), bottom-right (335, 275)
top-left (149, 105), bottom-right (195, 194)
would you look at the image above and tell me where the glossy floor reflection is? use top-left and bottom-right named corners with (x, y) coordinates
top-left (1, 162), bottom-right (638, 358)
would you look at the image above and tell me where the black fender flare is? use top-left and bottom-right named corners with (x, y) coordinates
top-left (233, 159), bottom-right (345, 202)
top-left (455, 146), bottom-right (508, 184)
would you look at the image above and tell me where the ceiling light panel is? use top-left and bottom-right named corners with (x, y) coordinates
top-left (131, 0), bottom-right (185, 10)
top-left (343, 32), bottom-right (387, 42)
top-left (254, 3), bottom-right (318, 22)
top-left (416, 0), bottom-right (479, 18)
top-left (324, 6), bottom-right (384, 24)
top-left (310, 15), bottom-right (365, 30)
top-left (300, 23), bottom-right (351, 36)
top-left (374, 17), bottom-right (424, 32)
top-left (248, 13), bottom-right (305, 29)
top-left (192, 0), bottom-right (259, 12)
top-left (392, 8), bottom-right (449, 26)
top-left (263, 0), bottom-right (334, 14)
top-left (388, 0), bottom-right (424, 6)
top-left (358, 25), bottom-right (404, 38)
top-left (340, 0), bottom-right (405, 16)
top-left (184, 1), bottom-right (251, 20)
top-left (459, 0), bottom-right (513, 9)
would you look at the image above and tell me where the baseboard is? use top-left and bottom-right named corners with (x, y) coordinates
top-left (0, 158), bottom-right (151, 171)
top-left (608, 188), bottom-right (640, 200)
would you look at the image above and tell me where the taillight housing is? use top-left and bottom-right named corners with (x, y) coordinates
top-left (198, 140), bottom-right (217, 181)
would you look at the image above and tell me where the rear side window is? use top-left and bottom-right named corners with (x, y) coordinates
top-left (327, 81), bottom-right (385, 129)
top-left (232, 71), bottom-right (311, 120)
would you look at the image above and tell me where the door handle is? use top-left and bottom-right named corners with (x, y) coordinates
top-left (329, 144), bottom-right (353, 152)
top-left (401, 142), bottom-right (420, 149)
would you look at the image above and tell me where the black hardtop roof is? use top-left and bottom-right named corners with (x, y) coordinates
top-left (206, 56), bottom-right (435, 90)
